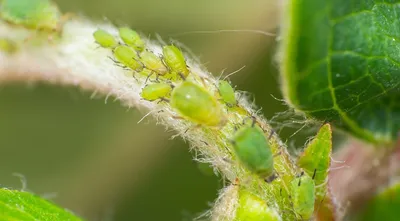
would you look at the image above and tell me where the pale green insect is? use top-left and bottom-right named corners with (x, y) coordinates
top-left (141, 83), bottom-right (172, 101)
top-left (218, 80), bottom-right (237, 107)
top-left (119, 27), bottom-right (145, 52)
top-left (236, 188), bottom-right (281, 221)
top-left (113, 45), bottom-right (143, 71)
top-left (162, 45), bottom-right (190, 79)
top-left (170, 81), bottom-right (226, 127)
top-left (232, 125), bottom-right (275, 181)
top-left (139, 50), bottom-right (168, 75)
top-left (290, 171), bottom-right (316, 220)
top-left (0, 0), bottom-right (62, 31)
top-left (93, 29), bottom-right (118, 48)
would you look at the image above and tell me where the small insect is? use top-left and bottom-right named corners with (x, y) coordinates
top-left (236, 188), bottom-right (281, 221)
top-left (93, 29), bottom-right (118, 48)
top-left (0, 38), bottom-right (17, 54)
top-left (218, 80), bottom-right (237, 107)
top-left (290, 170), bottom-right (316, 220)
top-left (139, 50), bottom-right (168, 75)
top-left (231, 123), bottom-right (275, 181)
top-left (0, 0), bottom-right (63, 32)
top-left (112, 45), bottom-right (143, 71)
top-left (170, 81), bottom-right (226, 127)
top-left (141, 83), bottom-right (172, 101)
top-left (162, 45), bottom-right (190, 79)
top-left (119, 27), bottom-right (145, 51)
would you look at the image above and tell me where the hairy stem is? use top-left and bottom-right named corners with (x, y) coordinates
top-left (0, 18), bottom-right (298, 220)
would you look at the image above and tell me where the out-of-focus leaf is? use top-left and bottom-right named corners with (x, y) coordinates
top-left (280, 0), bottom-right (400, 145)
top-left (0, 188), bottom-right (83, 221)
top-left (353, 182), bottom-right (400, 221)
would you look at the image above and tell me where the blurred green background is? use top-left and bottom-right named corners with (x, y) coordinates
top-left (0, 0), bottom-right (293, 220)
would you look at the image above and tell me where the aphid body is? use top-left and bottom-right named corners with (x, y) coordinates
top-left (119, 27), bottom-right (145, 52)
top-left (232, 125), bottom-right (274, 178)
top-left (162, 45), bottom-right (190, 79)
top-left (170, 81), bottom-right (226, 127)
top-left (141, 83), bottom-right (172, 101)
top-left (93, 29), bottom-right (118, 48)
top-left (139, 50), bottom-right (168, 75)
top-left (290, 173), bottom-right (315, 220)
top-left (113, 45), bottom-right (143, 71)
top-left (0, 0), bottom-right (61, 31)
top-left (236, 189), bottom-right (281, 221)
top-left (218, 80), bottom-right (237, 107)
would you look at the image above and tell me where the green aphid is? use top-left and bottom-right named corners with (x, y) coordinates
top-left (170, 81), bottom-right (226, 127)
top-left (290, 171), bottom-right (316, 220)
top-left (0, 38), bottom-right (17, 54)
top-left (141, 83), bottom-right (172, 101)
top-left (93, 29), bottom-right (118, 48)
top-left (232, 125), bottom-right (274, 180)
top-left (113, 45), bottom-right (143, 71)
top-left (139, 50), bottom-right (168, 75)
top-left (162, 45), bottom-right (190, 79)
top-left (236, 189), bottom-right (281, 221)
top-left (218, 80), bottom-right (237, 107)
top-left (119, 27), bottom-right (145, 52)
top-left (0, 0), bottom-right (62, 32)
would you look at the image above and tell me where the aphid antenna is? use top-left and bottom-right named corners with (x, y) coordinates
top-left (312, 168), bottom-right (317, 180)
top-left (171, 29), bottom-right (277, 37)
top-left (289, 122), bottom-right (307, 138)
top-left (330, 156), bottom-right (346, 164)
top-left (329, 165), bottom-right (351, 171)
top-left (222, 65), bottom-right (246, 81)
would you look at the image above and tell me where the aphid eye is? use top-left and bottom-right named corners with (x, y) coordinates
top-left (93, 29), bottom-right (118, 48)
top-left (118, 27), bottom-right (145, 52)
top-left (170, 81), bottom-right (226, 127)
top-left (231, 125), bottom-right (274, 179)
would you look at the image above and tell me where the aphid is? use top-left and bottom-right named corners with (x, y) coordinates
top-left (290, 170), bottom-right (316, 220)
top-left (139, 50), bottom-right (168, 75)
top-left (118, 27), bottom-right (145, 52)
top-left (0, 38), bottom-right (17, 54)
top-left (113, 45), bottom-right (143, 71)
top-left (236, 188), bottom-right (281, 221)
top-left (0, 0), bottom-right (62, 32)
top-left (231, 124), bottom-right (275, 180)
top-left (93, 29), bottom-right (118, 48)
top-left (141, 83), bottom-right (172, 101)
top-left (170, 81), bottom-right (226, 127)
top-left (218, 80), bottom-right (237, 107)
top-left (162, 45), bottom-right (190, 79)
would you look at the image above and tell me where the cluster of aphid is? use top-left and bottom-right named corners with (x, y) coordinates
top-left (0, 0), bottom-right (320, 218)
top-left (93, 27), bottom-right (318, 221)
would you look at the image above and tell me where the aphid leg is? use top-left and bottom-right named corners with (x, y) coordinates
top-left (145, 71), bottom-right (155, 84)
top-left (158, 97), bottom-right (170, 104)
top-left (312, 168), bottom-right (317, 180)
top-left (178, 72), bottom-right (186, 81)
top-left (264, 173), bottom-right (278, 183)
top-left (268, 129), bottom-right (276, 140)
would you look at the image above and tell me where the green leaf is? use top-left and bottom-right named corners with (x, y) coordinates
top-left (353, 182), bottom-right (400, 221)
top-left (280, 0), bottom-right (400, 145)
top-left (297, 124), bottom-right (337, 221)
top-left (0, 188), bottom-right (83, 221)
